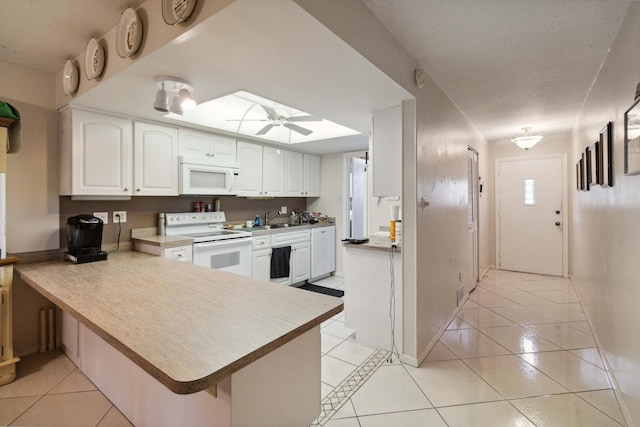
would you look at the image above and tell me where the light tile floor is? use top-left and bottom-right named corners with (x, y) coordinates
top-left (315, 269), bottom-right (628, 426)
top-left (0, 270), bottom-right (628, 426)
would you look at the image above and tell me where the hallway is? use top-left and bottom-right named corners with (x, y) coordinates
top-left (318, 269), bottom-right (626, 426)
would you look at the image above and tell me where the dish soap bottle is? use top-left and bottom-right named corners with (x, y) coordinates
top-left (254, 214), bottom-right (261, 226)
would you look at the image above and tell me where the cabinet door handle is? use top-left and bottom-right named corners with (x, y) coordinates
top-left (123, 187), bottom-right (129, 192)
top-left (136, 188), bottom-right (141, 192)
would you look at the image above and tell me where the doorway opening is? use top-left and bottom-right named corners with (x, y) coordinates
top-left (344, 151), bottom-right (368, 239)
top-left (467, 147), bottom-right (480, 293)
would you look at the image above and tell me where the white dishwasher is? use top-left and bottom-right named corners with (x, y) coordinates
top-left (311, 225), bottom-right (335, 281)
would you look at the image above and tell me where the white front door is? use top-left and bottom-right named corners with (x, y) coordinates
top-left (496, 155), bottom-right (566, 276)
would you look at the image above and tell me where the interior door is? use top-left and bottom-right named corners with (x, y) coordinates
top-left (496, 156), bottom-right (564, 276)
top-left (467, 148), bottom-right (479, 292)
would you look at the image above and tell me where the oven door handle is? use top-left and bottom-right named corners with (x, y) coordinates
top-left (193, 238), bottom-right (253, 250)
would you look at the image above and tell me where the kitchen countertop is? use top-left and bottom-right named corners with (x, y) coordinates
top-left (131, 222), bottom-right (336, 245)
top-left (16, 251), bottom-right (343, 394)
top-left (343, 235), bottom-right (402, 253)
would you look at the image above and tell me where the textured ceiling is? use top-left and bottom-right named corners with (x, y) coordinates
top-left (362, 0), bottom-right (631, 141)
top-left (0, 0), bottom-right (633, 144)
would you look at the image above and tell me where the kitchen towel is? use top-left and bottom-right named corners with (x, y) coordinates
top-left (270, 246), bottom-right (291, 279)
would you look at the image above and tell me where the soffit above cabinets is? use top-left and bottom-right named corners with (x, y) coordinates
top-left (68, 0), bottom-right (411, 154)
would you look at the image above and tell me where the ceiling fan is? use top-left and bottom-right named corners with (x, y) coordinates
top-left (229, 104), bottom-right (322, 136)
top-left (256, 105), bottom-right (321, 136)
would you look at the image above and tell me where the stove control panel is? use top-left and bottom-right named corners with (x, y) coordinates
top-left (165, 212), bottom-right (226, 225)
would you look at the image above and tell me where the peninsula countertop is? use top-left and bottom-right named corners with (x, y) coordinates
top-left (16, 251), bottom-right (343, 394)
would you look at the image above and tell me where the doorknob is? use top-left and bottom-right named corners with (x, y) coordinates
top-left (555, 210), bottom-right (561, 215)
top-left (555, 222), bottom-right (561, 226)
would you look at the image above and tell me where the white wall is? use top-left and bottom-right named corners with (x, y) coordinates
top-left (1, 60), bottom-right (61, 354)
top-left (296, 0), bottom-right (490, 362)
top-left (571, 3), bottom-right (640, 423)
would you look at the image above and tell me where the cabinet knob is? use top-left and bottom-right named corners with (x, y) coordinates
top-left (123, 187), bottom-right (129, 192)
top-left (136, 188), bottom-right (141, 192)
top-left (206, 153), bottom-right (211, 157)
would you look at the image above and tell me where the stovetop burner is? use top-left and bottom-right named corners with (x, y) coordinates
top-left (164, 212), bottom-right (252, 243)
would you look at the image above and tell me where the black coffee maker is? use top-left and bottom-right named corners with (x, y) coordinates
top-left (64, 214), bottom-right (108, 264)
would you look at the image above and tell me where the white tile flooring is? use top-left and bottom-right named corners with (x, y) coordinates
top-left (314, 270), bottom-right (627, 426)
top-left (0, 270), bottom-right (628, 426)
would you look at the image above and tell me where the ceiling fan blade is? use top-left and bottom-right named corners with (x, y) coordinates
top-left (287, 115), bottom-right (322, 122)
top-left (284, 123), bottom-right (313, 136)
top-left (256, 123), bottom-right (274, 135)
top-left (261, 105), bottom-right (279, 121)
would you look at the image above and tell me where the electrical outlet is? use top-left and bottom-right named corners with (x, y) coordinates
top-left (113, 211), bottom-right (127, 223)
top-left (93, 212), bottom-right (108, 224)
top-left (280, 206), bottom-right (287, 214)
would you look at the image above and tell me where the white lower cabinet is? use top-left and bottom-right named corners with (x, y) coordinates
top-left (135, 243), bottom-right (193, 263)
top-left (291, 241), bottom-right (311, 284)
top-left (271, 229), bottom-right (310, 286)
top-left (251, 236), bottom-right (271, 281)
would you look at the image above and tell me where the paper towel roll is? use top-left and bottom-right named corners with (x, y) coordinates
top-left (390, 205), bottom-right (400, 221)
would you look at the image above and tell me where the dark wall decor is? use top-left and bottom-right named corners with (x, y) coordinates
top-left (624, 98), bottom-right (640, 175)
top-left (580, 153), bottom-right (588, 191)
top-left (576, 121), bottom-right (613, 192)
top-left (599, 121), bottom-right (613, 186)
top-left (585, 146), bottom-right (593, 188)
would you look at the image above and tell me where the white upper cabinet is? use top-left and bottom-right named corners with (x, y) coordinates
top-left (237, 141), bottom-right (264, 196)
top-left (303, 154), bottom-right (320, 197)
top-left (60, 108), bottom-right (133, 197)
top-left (262, 146), bottom-right (284, 197)
top-left (179, 128), bottom-right (236, 162)
top-left (284, 150), bottom-right (304, 197)
top-left (133, 122), bottom-right (179, 196)
top-left (372, 106), bottom-right (402, 197)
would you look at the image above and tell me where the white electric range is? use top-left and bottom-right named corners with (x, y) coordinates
top-left (165, 212), bottom-right (253, 277)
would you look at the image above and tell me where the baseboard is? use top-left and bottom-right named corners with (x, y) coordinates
top-left (482, 265), bottom-right (492, 278)
top-left (569, 276), bottom-right (634, 427)
top-left (415, 294), bottom-right (469, 366)
top-left (15, 345), bottom-right (40, 358)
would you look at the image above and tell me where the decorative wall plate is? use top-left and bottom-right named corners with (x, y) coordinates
top-left (62, 60), bottom-right (79, 96)
top-left (162, 0), bottom-right (197, 25)
top-left (116, 8), bottom-right (143, 58)
top-left (84, 38), bottom-right (105, 80)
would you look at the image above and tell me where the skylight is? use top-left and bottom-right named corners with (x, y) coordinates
top-left (167, 91), bottom-right (360, 144)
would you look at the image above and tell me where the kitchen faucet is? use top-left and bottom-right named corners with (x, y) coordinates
top-left (264, 210), bottom-right (281, 226)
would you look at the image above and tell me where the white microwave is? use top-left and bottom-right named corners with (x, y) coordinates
top-left (179, 156), bottom-right (240, 195)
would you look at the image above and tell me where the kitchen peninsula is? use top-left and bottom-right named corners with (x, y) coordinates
top-left (343, 236), bottom-right (402, 352)
top-left (16, 252), bottom-right (342, 427)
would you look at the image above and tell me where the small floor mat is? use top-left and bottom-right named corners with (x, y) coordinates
top-left (298, 283), bottom-right (344, 297)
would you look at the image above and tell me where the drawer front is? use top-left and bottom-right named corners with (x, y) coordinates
top-left (271, 230), bottom-right (310, 246)
top-left (163, 245), bottom-right (193, 263)
top-left (252, 236), bottom-right (271, 250)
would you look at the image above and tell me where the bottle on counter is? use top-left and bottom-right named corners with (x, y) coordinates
top-left (158, 213), bottom-right (166, 236)
top-left (395, 220), bottom-right (402, 244)
top-left (214, 198), bottom-right (221, 212)
top-left (254, 215), bottom-right (261, 226)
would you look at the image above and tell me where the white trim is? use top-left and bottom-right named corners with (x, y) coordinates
top-left (570, 276), bottom-right (634, 426)
top-left (495, 154), bottom-right (569, 277)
